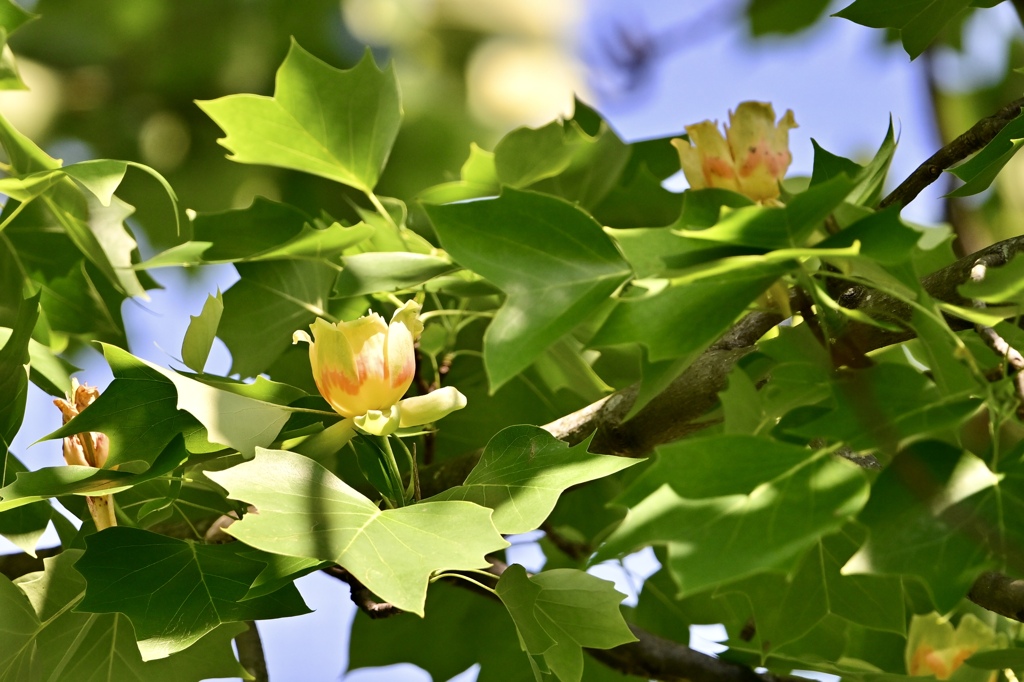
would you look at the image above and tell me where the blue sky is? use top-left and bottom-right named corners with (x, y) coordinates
top-left (6, 1), bottom-right (1022, 680)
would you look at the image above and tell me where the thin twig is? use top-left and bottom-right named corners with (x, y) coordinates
top-left (323, 565), bottom-right (402, 619)
top-left (880, 96), bottom-right (1024, 210)
top-left (969, 260), bottom-right (1024, 415)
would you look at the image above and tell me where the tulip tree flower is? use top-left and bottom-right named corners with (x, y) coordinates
top-left (54, 379), bottom-right (116, 530)
top-left (905, 613), bottom-right (1005, 682)
top-left (672, 101), bottom-right (797, 203)
top-left (293, 300), bottom-right (467, 437)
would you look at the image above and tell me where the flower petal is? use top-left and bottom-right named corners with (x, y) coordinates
top-left (399, 387), bottom-right (468, 428)
top-left (354, 404), bottom-right (401, 436)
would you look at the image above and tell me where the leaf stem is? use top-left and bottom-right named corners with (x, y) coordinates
top-left (430, 572), bottom-right (498, 595)
top-left (364, 189), bottom-right (400, 232)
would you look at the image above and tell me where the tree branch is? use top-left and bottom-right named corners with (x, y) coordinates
top-left (323, 565), bottom-right (402, 619)
top-left (880, 96), bottom-right (1024, 210)
top-left (235, 622), bottom-right (269, 682)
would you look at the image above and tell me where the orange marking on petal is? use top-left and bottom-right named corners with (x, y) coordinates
top-left (703, 157), bottom-right (736, 184)
top-left (390, 357), bottom-right (415, 389)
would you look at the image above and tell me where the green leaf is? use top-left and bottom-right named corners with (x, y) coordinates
top-left (494, 120), bottom-right (577, 187)
top-left (0, 328), bottom-right (77, 397)
top-left (816, 207), bottom-right (922, 265)
top-left (0, 292), bottom-right (38, 449)
top-left (615, 435), bottom-right (825, 507)
top-left (9, 550), bottom-right (250, 679)
top-left (181, 289), bottom-right (222, 373)
top-left (781, 363), bottom-right (981, 454)
top-left (673, 174), bottom-right (857, 252)
top-left (417, 142), bottom-right (499, 205)
top-left (198, 41), bottom-right (401, 192)
top-left (43, 345), bottom-right (197, 468)
top-left (219, 259), bottom-right (337, 378)
top-left (0, 436), bottom-right (189, 513)
top-left (0, 454), bottom-right (50, 555)
top-left (531, 336), bottom-right (613, 402)
top-left (429, 426), bottom-right (640, 534)
top-left (947, 110), bottom-right (1024, 197)
top-left (591, 260), bottom-right (792, 362)
top-left (141, 197), bottom-right (371, 267)
top-left (425, 188), bottom-right (632, 390)
top-left (842, 442), bottom-right (1003, 612)
top-left (595, 448), bottom-right (868, 598)
top-left (48, 345), bottom-right (292, 459)
top-left (348, 580), bottom-right (536, 682)
top-left (334, 252), bottom-right (456, 297)
top-left (959, 252), bottom-right (1024, 305)
top-left (0, 571), bottom-right (38, 679)
top-left (810, 121), bottom-right (896, 207)
top-left (747, 0), bottom-right (831, 35)
top-left (496, 564), bottom-right (637, 682)
top-left (76, 526), bottom-right (309, 659)
top-left (835, 0), bottom-right (975, 59)
top-left (205, 448), bottom-right (509, 616)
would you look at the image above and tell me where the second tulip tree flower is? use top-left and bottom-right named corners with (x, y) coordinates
top-left (672, 101), bottom-right (797, 203)
top-left (293, 300), bottom-right (467, 437)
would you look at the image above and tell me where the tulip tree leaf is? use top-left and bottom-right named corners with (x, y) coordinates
top-left (49, 345), bottom-right (290, 458)
top-left (425, 188), bottom-right (632, 390)
top-left (0, 453), bottom-right (51, 554)
top-left (181, 289), bottom-right (223, 373)
top-left (835, 0), bottom-right (984, 60)
top-left (842, 442), bottom-right (1016, 612)
top-left (0, 436), bottom-right (189, 513)
top-left (958, 253), bottom-right (1024, 305)
top-left (0, 327), bottom-right (77, 397)
top-left (198, 41), bottom-right (401, 192)
top-left (0, 292), bottom-right (37, 450)
top-left (594, 447), bottom-right (869, 598)
top-left (430, 425), bottom-right (640, 534)
top-left (947, 111), bottom-right (1024, 197)
top-left (495, 564), bottom-right (637, 682)
top-left (140, 197), bottom-right (372, 268)
top-left (348, 580), bottom-right (536, 682)
top-left (591, 260), bottom-right (792, 362)
top-left (75, 526), bottom-right (310, 659)
top-left (334, 252), bottom-right (456, 297)
top-left (4, 550), bottom-right (249, 679)
top-left (747, 0), bottom-right (831, 35)
top-left (44, 345), bottom-right (198, 468)
top-left (205, 448), bottom-right (510, 616)
top-left (781, 363), bottom-right (981, 454)
top-left (218, 259), bottom-right (338, 378)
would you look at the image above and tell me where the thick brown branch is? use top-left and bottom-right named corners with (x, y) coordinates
top-left (880, 96), bottom-right (1024, 210)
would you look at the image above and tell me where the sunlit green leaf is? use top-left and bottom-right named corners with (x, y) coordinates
top-left (425, 188), bottom-right (632, 390)
top-left (198, 41), bottom-right (401, 192)
top-left (496, 564), bottom-right (637, 682)
top-left (430, 426), bottom-right (640, 534)
top-left (206, 448), bottom-right (509, 616)
top-left (595, 448), bottom-right (868, 598)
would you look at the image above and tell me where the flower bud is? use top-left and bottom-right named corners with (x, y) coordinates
top-left (672, 101), bottom-right (796, 203)
top-left (53, 380), bottom-right (110, 468)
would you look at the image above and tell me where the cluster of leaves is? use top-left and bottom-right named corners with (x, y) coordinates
top-left (3, 1), bottom-right (1024, 681)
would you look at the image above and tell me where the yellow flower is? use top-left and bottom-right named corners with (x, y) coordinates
top-left (293, 300), bottom-right (466, 436)
top-left (906, 613), bottom-right (1005, 682)
top-left (671, 101), bottom-right (797, 202)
